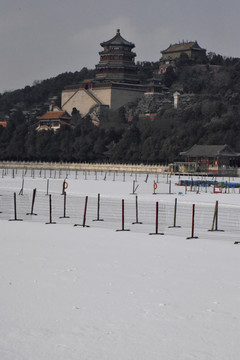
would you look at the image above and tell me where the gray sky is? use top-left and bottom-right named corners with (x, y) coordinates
top-left (0, 0), bottom-right (239, 93)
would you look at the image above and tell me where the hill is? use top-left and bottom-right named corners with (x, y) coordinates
top-left (0, 56), bottom-right (239, 164)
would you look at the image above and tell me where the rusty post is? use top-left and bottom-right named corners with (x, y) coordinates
top-left (59, 192), bottom-right (70, 219)
top-left (186, 204), bottom-right (198, 239)
top-left (74, 196), bottom-right (90, 227)
top-left (149, 202), bottom-right (164, 235)
top-left (116, 199), bottom-right (130, 231)
top-left (208, 200), bottom-right (224, 232)
top-left (169, 198), bottom-right (181, 228)
top-left (26, 188), bottom-right (37, 216)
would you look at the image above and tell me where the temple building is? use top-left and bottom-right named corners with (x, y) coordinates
top-left (179, 144), bottom-right (239, 174)
top-left (95, 29), bottom-right (139, 83)
top-left (158, 41), bottom-right (206, 74)
top-left (61, 30), bottom-right (147, 119)
top-left (36, 106), bottom-right (72, 132)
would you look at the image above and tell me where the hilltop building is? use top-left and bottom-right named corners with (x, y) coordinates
top-left (36, 106), bottom-right (72, 132)
top-left (95, 29), bottom-right (139, 84)
top-left (61, 30), bottom-right (152, 119)
top-left (158, 41), bottom-right (206, 74)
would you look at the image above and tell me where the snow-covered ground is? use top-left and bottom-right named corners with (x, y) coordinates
top-left (0, 170), bottom-right (239, 359)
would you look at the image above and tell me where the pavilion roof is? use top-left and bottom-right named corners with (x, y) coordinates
top-left (162, 41), bottom-right (205, 54)
top-left (37, 111), bottom-right (71, 121)
top-left (100, 29), bottom-right (135, 48)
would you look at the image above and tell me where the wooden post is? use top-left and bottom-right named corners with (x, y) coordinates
top-left (132, 196), bottom-right (142, 224)
top-left (116, 199), bottom-right (130, 231)
top-left (46, 179), bottom-right (49, 196)
top-left (186, 204), bottom-right (198, 239)
top-left (169, 180), bottom-right (171, 194)
top-left (9, 193), bottom-right (23, 221)
top-left (131, 180), bottom-right (139, 195)
top-left (74, 196), bottom-right (90, 227)
top-left (26, 188), bottom-right (37, 216)
top-left (93, 193), bottom-right (104, 221)
top-left (59, 192), bottom-right (70, 219)
top-left (169, 198), bottom-right (181, 228)
top-left (208, 200), bottom-right (224, 232)
top-left (149, 202), bottom-right (164, 235)
top-left (46, 194), bottom-right (56, 224)
top-left (18, 177), bottom-right (24, 196)
top-left (83, 196), bottom-right (88, 227)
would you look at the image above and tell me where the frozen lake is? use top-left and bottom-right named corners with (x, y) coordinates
top-left (0, 169), bottom-right (239, 359)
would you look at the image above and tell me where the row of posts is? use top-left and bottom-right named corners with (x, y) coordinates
top-left (5, 190), bottom-right (230, 241)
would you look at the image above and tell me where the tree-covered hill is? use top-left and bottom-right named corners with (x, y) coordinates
top-left (0, 56), bottom-right (240, 164)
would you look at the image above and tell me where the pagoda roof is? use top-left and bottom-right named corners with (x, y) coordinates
top-left (100, 29), bottom-right (135, 48)
top-left (162, 41), bottom-right (206, 54)
top-left (180, 144), bottom-right (239, 158)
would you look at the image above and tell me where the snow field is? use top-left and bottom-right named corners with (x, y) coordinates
top-left (0, 169), bottom-right (240, 359)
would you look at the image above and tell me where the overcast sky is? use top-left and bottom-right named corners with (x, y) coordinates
top-left (0, 0), bottom-right (239, 93)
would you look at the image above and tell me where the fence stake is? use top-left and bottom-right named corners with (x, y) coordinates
top-left (59, 192), bottom-right (70, 219)
top-left (45, 179), bottom-right (49, 196)
top-left (132, 195), bottom-right (142, 224)
top-left (19, 178), bottom-right (24, 195)
top-left (93, 193), bottom-right (104, 221)
top-left (131, 180), bottom-right (139, 195)
top-left (62, 180), bottom-right (67, 195)
top-left (186, 204), bottom-right (198, 239)
top-left (149, 202), bottom-right (164, 235)
top-left (74, 196), bottom-right (90, 227)
top-left (26, 188), bottom-right (37, 215)
top-left (168, 198), bottom-right (181, 228)
top-left (9, 193), bottom-right (23, 221)
top-left (116, 199), bottom-right (130, 231)
top-left (208, 200), bottom-right (224, 232)
top-left (46, 194), bottom-right (56, 224)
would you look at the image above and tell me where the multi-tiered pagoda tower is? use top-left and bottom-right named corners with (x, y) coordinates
top-left (62, 30), bottom-right (147, 119)
top-left (95, 29), bottom-right (139, 84)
